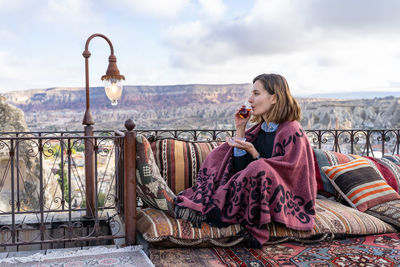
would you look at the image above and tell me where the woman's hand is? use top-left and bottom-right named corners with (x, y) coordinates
top-left (226, 137), bottom-right (260, 159)
top-left (234, 105), bottom-right (252, 138)
top-left (235, 105), bottom-right (251, 128)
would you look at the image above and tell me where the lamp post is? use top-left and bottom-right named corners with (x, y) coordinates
top-left (82, 33), bottom-right (125, 218)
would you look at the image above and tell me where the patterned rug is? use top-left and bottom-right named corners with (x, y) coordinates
top-left (150, 233), bottom-right (400, 266)
top-left (0, 246), bottom-right (154, 267)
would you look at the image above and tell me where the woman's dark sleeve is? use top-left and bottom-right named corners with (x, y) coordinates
top-left (233, 153), bottom-right (253, 173)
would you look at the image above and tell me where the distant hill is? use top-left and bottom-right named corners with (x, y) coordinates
top-left (2, 85), bottom-right (400, 131)
top-left (301, 91), bottom-right (400, 99)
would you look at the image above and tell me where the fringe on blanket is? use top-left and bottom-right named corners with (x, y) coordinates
top-left (175, 205), bottom-right (206, 227)
top-left (175, 205), bottom-right (231, 228)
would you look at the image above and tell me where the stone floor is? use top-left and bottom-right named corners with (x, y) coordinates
top-left (0, 244), bottom-right (118, 259)
top-left (0, 244), bottom-right (154, 267)
top-left (0, 232), bottom-right (150, 261)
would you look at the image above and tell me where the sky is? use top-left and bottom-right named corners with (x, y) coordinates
top-left (1, 0), bottom-right (400, 96)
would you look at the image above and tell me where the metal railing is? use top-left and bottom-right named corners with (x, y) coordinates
top-left (137, 128), bottom-right (400, 156)
top-left (0, 132), bottom-right (125, 250)
top-left (0, 125), bottom-right (399, 250)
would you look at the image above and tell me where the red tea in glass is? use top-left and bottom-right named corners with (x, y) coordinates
top-left (239, 107), bottom-right (251, 118)
top-left (238, 102), bottom-right (252, 118)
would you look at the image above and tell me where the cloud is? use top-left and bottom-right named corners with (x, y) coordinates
top-left (0, 29), bottom-right (20, 43)
top-left (0, 0), bottom-right (27, 11)
top-left (165, 21), bottom-right (236, 69)
top-left (113, 0), bottom-right (189, 19)
top-left (164, 0), bottom-right (309, 68)
top-left (1, 0), bottom-right (400, 94)
top-left (0, 52), bottom-right (21, 80)
top-left (303, 0), bottom-right (400, 32)
top-left (0, 50), bottom-right (83, 91)
top-left (161, 0), bottom-right (400, 94)
top-left (165, 0), bottom-right (400, 69)
top-left (198, 0), bottom-right (226, 19)
top-left (0, 52), bottom-right (45, 91)
top-left (37, 0), bottom-right (102, 29)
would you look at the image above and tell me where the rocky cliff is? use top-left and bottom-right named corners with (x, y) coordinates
top-left (3, 85), bottom-right (400, 131)
top-left (0, 95), bottom-right (29, 132)
top-left (299, 97), bottom-right (400, 129)
top-left (0, 96), bottom-right (61, 211)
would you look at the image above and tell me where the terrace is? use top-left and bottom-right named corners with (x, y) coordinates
top-left (0, 126), bottom-right (399, 259)
top-left (1, 34), bottom-right (399, 265)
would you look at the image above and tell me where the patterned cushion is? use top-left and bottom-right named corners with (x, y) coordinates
top-left (269, 199), bottom-right (395, 239)
top-left (365, 156), bottom-right (400, 193)
top-left (151, 139), bottom-right (223, 194)
top-left (382, 155), bottom-right (400, 166)
top-left (313, 148), bottom-right (357, 196)
top-left (137, 199), bottom-right (395, 247)
top-left (137, 207), bottom-right (244, 247)
top-left (321, 158), bottom-right (400, 212)
top-left (366, 199), bottom-right (400, 230)
top-left (136, 134), bottom-right (176, 217)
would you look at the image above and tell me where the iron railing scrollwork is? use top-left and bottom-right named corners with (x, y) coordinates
top-left (0, 132), bottom-right (124, 250)
top-left (138, 128), bottom-right (400, 156)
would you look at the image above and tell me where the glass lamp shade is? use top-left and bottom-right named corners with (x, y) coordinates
top-left (104, 78), bottom-right (123, 105)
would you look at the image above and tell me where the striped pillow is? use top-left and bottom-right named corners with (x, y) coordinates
top-left (383, 155), bottom-right (400, 166)
top-left (151, 139), bottom-right (222, 194)
top-left (322, 158), bottom-right (400, 212)
top-left (313, 148), bottom-right (358, 196)
top-left (269, 199), bottom-right (395, 239)
top-left (365, 156), bottom-right (400, 193)
top-left (137, 207), bottom-right (244, 247)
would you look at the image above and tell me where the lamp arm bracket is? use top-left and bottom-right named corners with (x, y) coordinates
top-left (83, 33), bottom-right (115, 58)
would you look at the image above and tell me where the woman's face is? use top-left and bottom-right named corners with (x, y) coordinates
top-left (248, 80), bottom-right (276, 117)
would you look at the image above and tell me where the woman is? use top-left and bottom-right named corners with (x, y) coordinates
top-left (175, 74), bottom-right (316, 246)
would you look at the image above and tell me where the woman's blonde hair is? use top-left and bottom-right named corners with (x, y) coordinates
top-left (250, 74), bottom-right (301, 124)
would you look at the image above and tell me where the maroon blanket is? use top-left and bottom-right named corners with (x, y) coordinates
top-left (175, 121), bottom-right (317, 245)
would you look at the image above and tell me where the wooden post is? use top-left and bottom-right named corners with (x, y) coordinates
top-left (124, 119), bottom-right (137, 245)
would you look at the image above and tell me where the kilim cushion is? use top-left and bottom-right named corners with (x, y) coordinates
top-left (269, 199), bottom-right (395, 239)
top-left (137, 207), bottom-right (245, 247)
top-left (382, 154), bottom-right (400, 166)
top-left (321, 158), bottom-right (400, 212)
top-left (364, 156), bottom-right (400, 193)
top-left (313, 148), bottom-right (358, 196)
top-left (136, 199), bottom-right (395, 247)
top-left (150, 139), bottom-right (223, 194)
top-left (366, 199), bottom-right (400, 230)
top-left (136, 134), bottom-right (176, 217)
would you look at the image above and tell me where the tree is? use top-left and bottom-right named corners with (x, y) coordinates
top-left (81, 192), bottom-right (106, 208)
top-left (56, 162), bottom-right (74, 204)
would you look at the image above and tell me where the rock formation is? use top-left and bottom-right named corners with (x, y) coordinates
top-left (0, 95), bottom-right (61, 212)
top-left (4, 86), bottom-right (400, 131)
top-left (299, 97), bottom-right (400, 129)
top-left (0, 95), bottom-right (29, 132)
